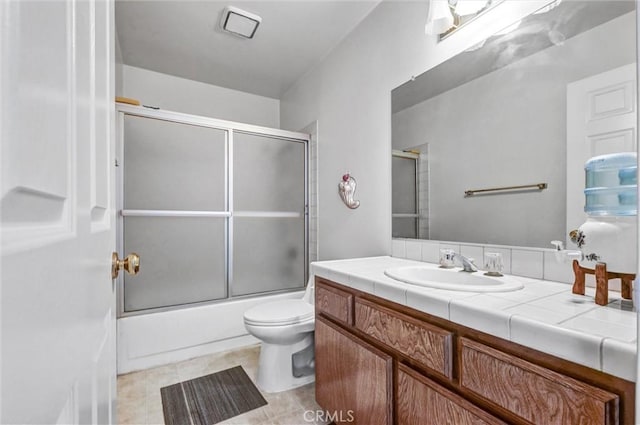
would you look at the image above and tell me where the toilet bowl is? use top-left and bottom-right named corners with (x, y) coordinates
top-left (243, 281), bottom-right (316, 393)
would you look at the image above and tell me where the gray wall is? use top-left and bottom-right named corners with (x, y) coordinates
top-left (115, 28), bottom-right (123, 97)
top-left (121, 65), bottom-right (280, 127)
top-left (280, 1), bottom-right (551, 260)
top-left (392, 12), bottom-right (635, 248)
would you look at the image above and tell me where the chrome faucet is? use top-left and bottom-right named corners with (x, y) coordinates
top-left (452, 253), bottom-right (478, 272)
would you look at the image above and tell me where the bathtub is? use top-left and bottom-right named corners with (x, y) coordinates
top-left (117, 290), bottom-right (304, 373)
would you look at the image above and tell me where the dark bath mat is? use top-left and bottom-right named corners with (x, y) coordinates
top-left (161, 365), bottom-right (267, 425)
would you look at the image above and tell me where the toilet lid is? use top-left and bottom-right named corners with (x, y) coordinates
top-left (244, 299), bottom-right (314, 326)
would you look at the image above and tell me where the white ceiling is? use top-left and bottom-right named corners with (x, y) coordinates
top-left (115, 1), bottom-right (380, 99)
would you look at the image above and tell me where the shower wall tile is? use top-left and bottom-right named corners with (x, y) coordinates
top-left (418, 152), bottom-right (429, 239)
top-left (308, 134), bottom-right (318, 262)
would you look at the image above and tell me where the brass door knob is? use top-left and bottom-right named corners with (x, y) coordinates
top-left (112, 252), bottom-right (140, 279)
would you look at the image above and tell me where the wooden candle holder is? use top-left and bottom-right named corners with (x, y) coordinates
top-left (572, 260), bottom-right (635, 306)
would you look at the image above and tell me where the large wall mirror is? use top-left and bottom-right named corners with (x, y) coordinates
top-left (392, 0), bottom-right (636, 248)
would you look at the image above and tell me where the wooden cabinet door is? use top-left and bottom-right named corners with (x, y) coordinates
top-left (398, 364), bottom-right (506, 425)
top-left (315, 316), bottom-right (393, 425)
top-left (459, 338), bottom-right (619, 425)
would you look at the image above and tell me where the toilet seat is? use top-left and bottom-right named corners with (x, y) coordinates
top-left (244, 299), bottom-right (314, 326)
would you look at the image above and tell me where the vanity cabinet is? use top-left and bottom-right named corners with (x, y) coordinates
top-left (397, 364), bottom-right (506, 425)
top-left (314, 277), bottom-right (634, 425)
top-left (459, 338), bottom-right (619, 424)
top-left (315, 317), bottom-right (393, 425)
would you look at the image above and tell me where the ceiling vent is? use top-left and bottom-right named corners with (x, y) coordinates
top-left (220, 6), bottom-right (261, 39)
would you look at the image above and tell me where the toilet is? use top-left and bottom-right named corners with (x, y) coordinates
top-left (243, 280), bottom-right (315, 393)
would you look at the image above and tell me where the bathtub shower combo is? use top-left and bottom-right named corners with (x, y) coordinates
top-left (116, 105), bottom-right (315, 386)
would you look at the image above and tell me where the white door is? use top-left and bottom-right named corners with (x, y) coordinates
top-left (566, 63), bottom-right (637, 243)
top-left (1, 1), bottom-right (117, 423)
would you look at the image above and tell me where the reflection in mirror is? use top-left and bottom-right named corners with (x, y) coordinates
top-left (392, 144), bottom-right (429, 238)
top-left (439, 0), bottom-right (505, 39)
top-left (392, 0), bottom-right (636, 248)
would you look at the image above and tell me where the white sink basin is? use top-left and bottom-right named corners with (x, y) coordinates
top-left (384, 266), bottom-right (524, 292)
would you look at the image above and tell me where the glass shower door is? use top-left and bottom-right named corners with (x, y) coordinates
top-left (122, 115), bottom-right (228, 312)
top-left (392, 154), bottom-right (419, 238)
top-left (119, 111), bottom-right (309, 315)
top-left (231, 132), bottom-right (306, 296)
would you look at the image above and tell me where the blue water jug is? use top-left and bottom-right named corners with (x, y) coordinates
top-left (584, 152), bottom-right (637, 216)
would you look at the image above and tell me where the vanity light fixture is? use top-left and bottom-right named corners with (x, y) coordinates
top-left (220, 6), bottom-right (262, 39)
top-left (426, 0), bottom-right (502, 38)
top-left (429, 0), bottom-right (560, 39)
top-left (454, 0), bottom-right (490, 16)
top-left (425, 0), bottom-right (454, 35)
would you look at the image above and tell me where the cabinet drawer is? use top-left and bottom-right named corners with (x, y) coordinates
top-left (355, 298), bottom-right (453, 379)
top-left (459, 338), bottom-right (619, 425)
top-left (398, 364), bottom-right (506, 425)
top-left (315, 279), bottom-right (353, 325)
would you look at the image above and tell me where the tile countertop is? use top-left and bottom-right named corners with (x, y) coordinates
top-left (310, 256), bottom-right (638, 382)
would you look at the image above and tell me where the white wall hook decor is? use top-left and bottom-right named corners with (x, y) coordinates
top-left (339, 173), bottom-right (360, 209)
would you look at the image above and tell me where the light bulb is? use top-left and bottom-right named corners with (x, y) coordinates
top-left (425, 0), bottom-right (454, 35)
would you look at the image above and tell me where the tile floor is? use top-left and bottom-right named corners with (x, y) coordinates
top-left (117, 344), bottom-right (327, 425)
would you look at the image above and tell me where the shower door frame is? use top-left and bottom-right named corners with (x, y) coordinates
top-left (392, 149), bottom-right (420, 238)
top-left (115, 104), bottom-right (310, 317)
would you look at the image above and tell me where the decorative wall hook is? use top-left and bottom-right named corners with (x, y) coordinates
top-left (338, 173), bottom-right (360, 209)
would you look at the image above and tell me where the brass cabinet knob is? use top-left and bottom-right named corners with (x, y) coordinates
top-left (112, 252), bottom-right (140, 279)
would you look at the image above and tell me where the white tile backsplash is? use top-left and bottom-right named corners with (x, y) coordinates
top-left (391, 239), bottom-right (406, 258)
top-left (421, 241), bottom-right (440, 263)
top-left (483, 246), bottom-right (512, 274)
top-left (405, 240), bottom-right (422, 261)
top-left (511, 249), bottom-right (543, 279)
top-left (392, 239), bottom-right (586, 286)
top-left (543, 251), bottom-right (575, 283)
top-left (439, 243), bottom-right (460, 254)
top-left (460, 245), bottom-right (484, 269)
